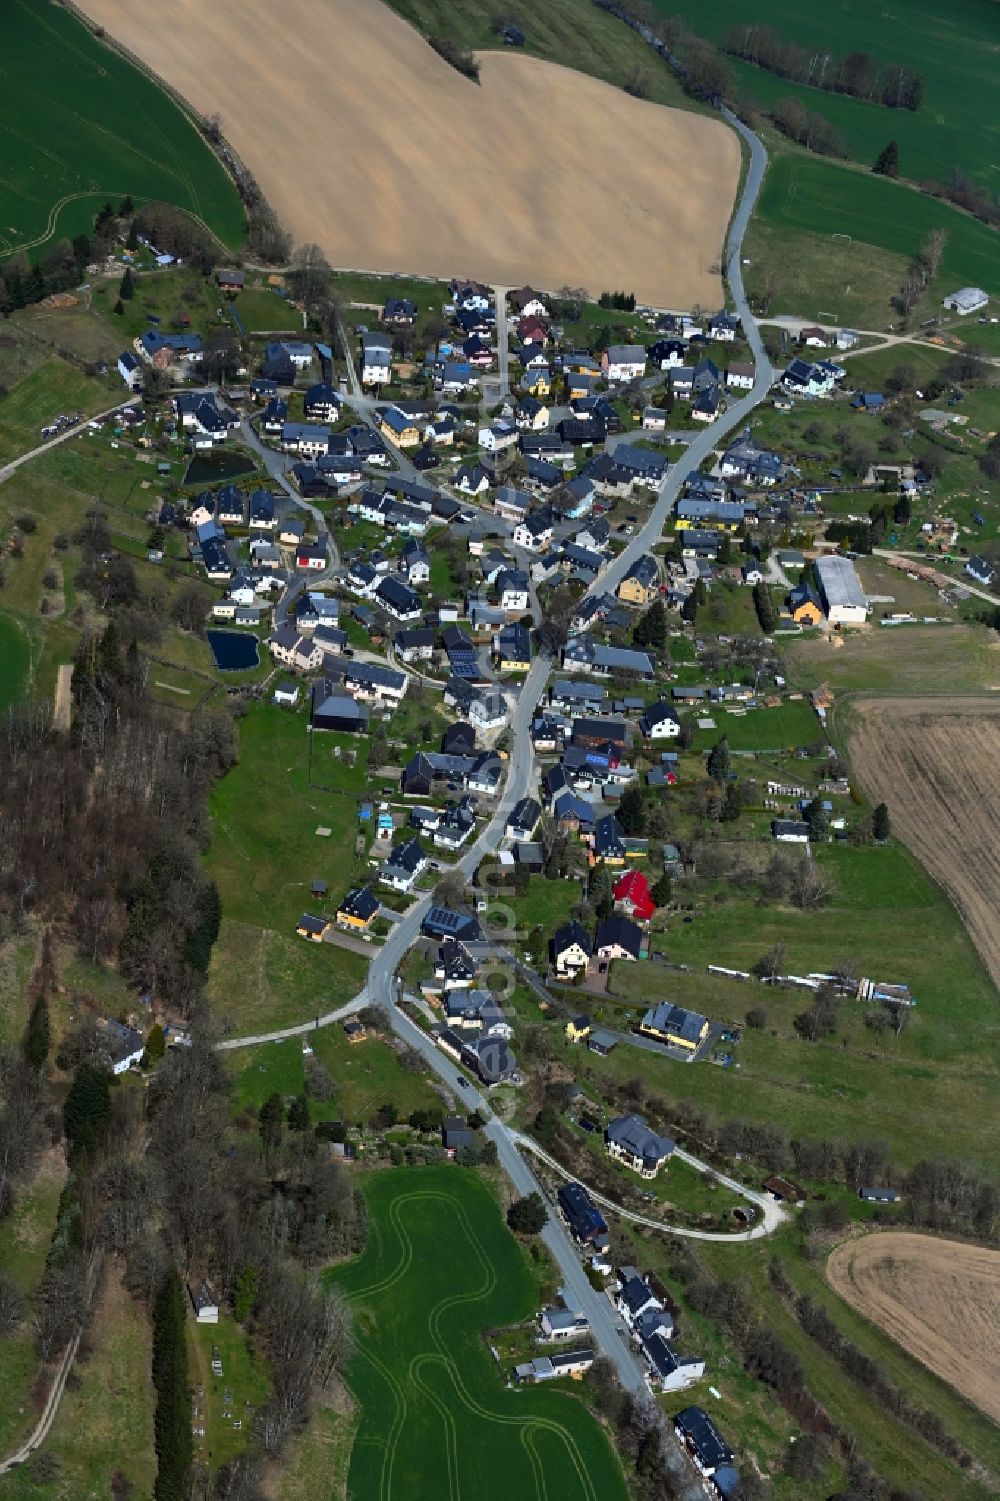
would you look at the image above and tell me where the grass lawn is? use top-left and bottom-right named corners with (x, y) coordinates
top-left (9, 1272), bottom-right (158, 1501)
top-left (686, 696), bottom-right (822, 753)
top-left (206, 701), bottom-right (373, 935)
top-left (0, 359), bottom-right (117, 463)
top-left (229, 1029), bottom-right (444, 1127)
top-left (503, 875), bottom-right (580, 943)
top-left (651, 0), bottom-right (1000, 193)
top-left (0, 612), bottom-right (33, 712)
top-left (208, 921), bottom-right (370, 1036)
top-left (783, 621), bottom-right (1000, 696)
top-left (386, 0), bottom-right (701, 115)
top-left (0, 0), bottom-right (243, 256)
top-left (755, 155), bottom-right (1000, 299)
top-left (585, 839), bottom-right (1000, 1176)
top-left (0, 935), bottom-right (38, 1046)
top-left (91, 268), bottom-right (231, 343)
top-left (0, 1154), bottom-right (68, 1456)
top-left (233, 287), bottom-right (302, 334)
top-left (190, 1313), bottom-right (270, 1473)
top-left (843, 342), bottom-right (971, 389)
top-left (328, 1167), bottom-right (629, 1501)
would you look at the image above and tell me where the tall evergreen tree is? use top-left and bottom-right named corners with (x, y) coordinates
top-left (707, 737), bottom-right (731, 784)
top-left (872, 802), bottom-right (891, 841)
top-left (873, 139), bottom-right (899, 177)
top-left (152, 1268), bottom-right (192, 1501)
top-left (24, 996), bottom-right (50, 1071)
top-left (63, 1063), bottom-right (112, 1157)
top-left (119, 266), bottom-right (135, 301)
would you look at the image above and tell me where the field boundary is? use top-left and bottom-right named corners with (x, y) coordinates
top-left (63, 0), bottom-right (246, 254)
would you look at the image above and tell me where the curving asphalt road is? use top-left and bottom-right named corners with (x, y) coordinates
top-left (514, 1134), bottom-right (784, 1242)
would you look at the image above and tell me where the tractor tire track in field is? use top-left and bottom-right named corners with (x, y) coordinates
top-left (341, 1189), bottom-right (601, 1501)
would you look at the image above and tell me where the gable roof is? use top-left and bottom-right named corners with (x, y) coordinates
top-left (595, 913), bottom-right (642, 956)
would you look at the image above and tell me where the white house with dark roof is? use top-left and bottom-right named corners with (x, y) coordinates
top-left (602, 345), bottom-right (647, 383)
top-left (606, 1114), bottom-right (675, 1178)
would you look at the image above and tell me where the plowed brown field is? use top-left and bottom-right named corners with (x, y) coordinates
top-left (827, 1233), bottom-right (1000, 1421)
top-left (78, 0), bottom-right (739, 307)
top-left (848, 697), bottom-right (1000, 989)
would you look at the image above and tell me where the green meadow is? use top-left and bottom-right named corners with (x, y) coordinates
top-left (328, 1169), bottom-right (629, 1501)
top-left (0, 0), bottom-right (244, 256)
top-left (653, 0), bottom-right (1000, 189)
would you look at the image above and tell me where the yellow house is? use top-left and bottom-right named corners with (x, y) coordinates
top-left (526, 370), bottom-right (552, 398)
top-left (617, 556), bottom-right (659, 606)
top-left (336, 885), bottom-right (379, 931)
top-left (565, 1013), bottom-right (592, 1043)
top-left (788, 586), bottom-right (823, 625)
top-left (296, 914), bottom-right (330, 942)
top-left (638, 1002), bottom-right (709, 1051)
top-left (379, 411), bottom-right (422, 448)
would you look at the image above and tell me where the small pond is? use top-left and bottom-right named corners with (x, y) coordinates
top-left (206, 630), bottom-right (260, 672)
top-left (183, 451), bottom-right (256, 486)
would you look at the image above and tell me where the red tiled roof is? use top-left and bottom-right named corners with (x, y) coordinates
top-left (613, 870), bottom-right (655, 920)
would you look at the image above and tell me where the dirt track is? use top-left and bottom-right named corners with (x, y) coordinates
top-left (848, 696), bottom-right (1000, 989)
top-left (78, 0), bottom-right (739, 308)
top-left (827, 1232), bottom-right (1000, 1421)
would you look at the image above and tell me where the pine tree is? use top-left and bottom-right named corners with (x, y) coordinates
top-left (143, 1023), bottom-right (166, 1065)
top-left (119, 266), bottom-right (135, 301)
top-left (618, 787), bottom-right (646, 835)
top-left (805, 798), bottom-right (829, 842)
top-left (753, 579), bottom-right (776, 633)
top-left (113, 298), bottom-right (125, 316)
top-left (72, 234), bottom-right (92, 268)
top-left (873, 139), bottom-right (899, 178)
top-left (680, 590), bottom-right (698, 625)
top-left (633, 599), bottom-right (666, 651)
top-left (287, 1095), bottom-right (310, 1132)
top-left (152, 1268), bottom-right (192, 1501)
top-left (872, 802), bottom-right (891, 842)
top-left (651, 873), bottom-right (673, 906)
top-left (258, 1091), bottom-right (285, 1150)
top-left (184, 881), bottom-right (222, 972)
top-left (24, 996), bottom-right (50, 1071)
top-left (707, 737), bottom-right (731, 784)
top-left (119, 194), bottom-right (134, 216)
top-left (63, 1063), bottom-right (112, 1157)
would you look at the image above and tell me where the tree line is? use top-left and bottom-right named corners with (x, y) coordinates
top-left (722, 24), bottom-right (923, 110)
top-left (771, 1267), bottom-right (974, 1470)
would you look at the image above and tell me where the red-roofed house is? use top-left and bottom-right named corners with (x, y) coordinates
top-left (613, 870), bottom-right (655, 922)
top-left (518, 315), bottom-right (549, 347)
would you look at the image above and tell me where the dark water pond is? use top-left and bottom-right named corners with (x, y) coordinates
top-left (183, 451), bottom-right (255, 486)
top-left (206, 630), bottom-right (259, 671)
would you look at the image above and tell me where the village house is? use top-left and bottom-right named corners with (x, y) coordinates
top-left (380, 836), bottom-right (429, 892)
top-left (638, 1002), bottom-right (709, 1051)
top-left (613, 870), bottom-right (655, 921)
top-left (617, 554), bottom-right (660, 606)
top-left (602, 344), bottom-right (647, 383)
top-left (594, 914), bottom-right (643, 960)
top-left (360, 332), bottom-right (392, 386)
top-left (606, 1114), bottom-right (675, 1178)
top-left (296, 913), bottom-right (331, 943)
top-left (553, 921), bottom-right (592, 979)
top-left (336, 885), bottom-right (380, 931)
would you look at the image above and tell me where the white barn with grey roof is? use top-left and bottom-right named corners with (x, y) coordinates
top-left (814, 555), bottom-right (868, 625)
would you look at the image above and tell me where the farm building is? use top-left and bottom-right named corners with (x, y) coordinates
top-left (814, 555), bottom-right (868, 625)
